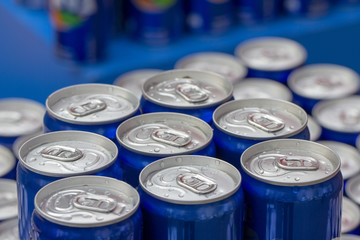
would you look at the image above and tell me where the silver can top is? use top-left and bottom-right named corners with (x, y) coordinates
top-left (116, 113), bottom-right (213, 156)
top-left (341, 235), bottom-right (360, 240)
top-left (46, 84), bottom-right (139, 125)
top-left (19, 131), bottom-right (118, 177)
top-left (241, 139), bottom-right (341, 186)
top-left (0, 146), bottom-right (16, 177)
top-left (288, 64), bottom-right (360, 100)
top-left (139, 155), bottom-right (241, 204)
top-left (174, 52), bottom-right (248, 85)
top-left (0, 98), bottom-right (44, 137)
top-left (312, 96), bottom-right (360, 133)
top-left (0, 218), bottom-right (19, 240)
top-left (34, 176), bottom-right (140, 227)
top-left (234, 37), bottom-right (307, 71)
top-left (213, 98), bottom-right (308, 140)
top-left (12, 130), bottom-right (43, 160)
top-left (142, 70), bottom-right (233, 109)
top-left (0, 179), bottom-right (17, 221)
top-left (342, 197), bottom-right (360, 234)
top-left (307, 115), bottom-right (322, 141)
top-left (317, 141), bottom-right (360, 180)
top-left (233, 78), bottom-right (293, 101)
top-left (113, 69), bottom-right (164, 100)
top-left (346, 175), bottom-right (360, 205)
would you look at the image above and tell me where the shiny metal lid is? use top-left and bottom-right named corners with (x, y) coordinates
top-left (12, 130), bottom-right (43, 160)
top-left (346, 175), bottom-right (360, 205)
top-left (0, 146), bottom-right (16, 177)
top-left (288, 64), bottom-right (360, 99)
top-left (142, 70), bottom-right (233, 109)
top-left (341, 235), bottom-right (360, 240)
top-left (139, 155), bottom-right (241, 204)
top-left (0, 98), bottom-right (44, 137)
top-left (307, 115), bottom-right (322, 141)
top-left (46, 84), bottom-right (139, 125)
top-left (174, 52), bottom-right (248, 84)
top-left (233, 78), bottom-right (293, 101)
top-left (234, 37), bottom-right (307, 71)
top-left (317, 141), bottom-right (360, 180)
top-left (19, 131), bottom-right (118, 177)
top-left (213, 98), bottom-right (308, 140)
top-left (342, 197), bottom-right (360, 234)
top-left (312, 96), bottom-right (360, 133)
top-left (116, 113), bottom-right (213, 156)
top-left (113, 69), bottom-right (164, 100)
top-left (0, 179), bottom-right (17, 221)
top-left (0, 218), bottom-right (19, 240)
top-left (34, 176), bottom-right (140, 227)
top-left (241, 139), bottom-right (341, 186)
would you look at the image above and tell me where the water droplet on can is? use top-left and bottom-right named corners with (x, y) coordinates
top-left (39, 162), bottom-right (45, 166)
top-left (178, 193), bottom-right (184, 198)
top-left (29, 157), bottom-right (36, 162)
top-left (96, 217), bottom-right (104, 221)
top-left (215, 160), bottom-right (220, 165)
top-left (154, 148), bottom-right (160, 152)
top-left (164, 193), bottom-right (169, 197)
top-left (295, 177), bottom-right (300, 181)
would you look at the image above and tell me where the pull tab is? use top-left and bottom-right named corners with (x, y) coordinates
top-left (276, 156), bottom-right (319, 171)
top-left (41, 145), bottom-right (83, 162)
top-left (151, 129), bottom-right (191, 147)
top-left (248, 112), bottom-right (285, 132)
top-left (176, 173), bottom-right (217, 194)
top-left (176, 83), bottom-right (209, 103)
top-left (340, 108), bottom-right (360, 126)
top-left (68, 98), bottom-right (106, 117)
top-left (73, 193), bottom-right (117, 213)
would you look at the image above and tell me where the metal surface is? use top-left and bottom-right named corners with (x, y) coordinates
top-left (0, 179), bottom-right (17, 221)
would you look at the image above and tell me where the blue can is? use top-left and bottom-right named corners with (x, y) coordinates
top-left (139, 155), bottom-right (244, 240)
top-left (283, 0), bottom-right (331, 17)
top-left (17, 131), bottom-right (121, 240)
top-left (116, 112), bottom-right (216, 187)
top-left (141, 70), bottom-right (233, 124)
top-left (342, 197), bottom-right (360, 235)
top-left (241, 139), bottom-right (343, 240)
top-left (213, 98), bottom-right (310, 170)
top-left (43, 84), bottom-right (140, 143)
top-left (234, 37), bottom-right (307, 84)
top-left (0, 179), bottom-right (18, 224)
top-left (31, 176), bottom-right (142, 240)
top-left (236, 0), bottom-right (281, 25)
top-left (0, 218), bottom-right (19, 239)
top-left (0, 145), bottom-right (16, 180)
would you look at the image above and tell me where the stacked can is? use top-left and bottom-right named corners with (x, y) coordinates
top-left (0, 179), bottom-right (18, 224)
top-left (342, 197), bottom-right (360, 235)
top-left (0, 218), bottom-right (19, 240)
top-left (283, 0), bottom-right (331, 17)
top-left (307, 114), bottom-right (322, 141)
top-left (236, 0), bottom-right (281, 24)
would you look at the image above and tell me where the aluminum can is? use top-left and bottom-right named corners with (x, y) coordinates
top-left (139, 155), bottom-right (244, 240)
top-left (113, 69), bottom-right (164, 100)
top-left (288, 64), bottom-right (360, 113)
top-left (213, 98), bottom-right (309, 169)
top-left (312, 96), bottom-right (360, 146)
top-left (0, 179), bottom-right (17, 224)
top-left (307, 114), bottom-right (322, 141)
top-left (43, 83), bottom-right (140, 142)
top-left (141, 70), bottom-right (233, 124)
top-left (233, 78), bottom-right (293, 101)
top-left (127, 0), bottom-right (184, 45)
top-left (236, 0), bottom-right (281, 25)
top-left (174, 52), bottom-right (248, 85)
top-left (342, 197), bottom-right (360, 235)
top-left (0, 98), bottom-right (44, 149)
top-left (283, 0), bottom-right (330, 17)
top-left (17, 131), bottom-right (120, 240)
top-left (234, 37), bottom-right (307, 84)
top-left (241, 139), bottom-right (343, 240)
top-left (116, 112), bottom-right (216, 187)
top-left (0, 218), bottom-right (19, 240)
top-left (346, 175), bottom-right (360, 205)
top-left (0, 146), bottom-right (16, 180)
top-left (31, 176), bottom-right (142, 240)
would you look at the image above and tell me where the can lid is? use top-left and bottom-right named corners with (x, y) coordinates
top-left (307, 115), bottom-right (322, 141)
top-left (117, 113), bottom-right (213, 156)
top-left (0, 146), bottom-right (16, 177)
top-left (342, 197), bottom-right (360, 234)
top-left (139, 155), bottom-right (241, 204)
top-left (0, 218), bottom-right (19, 240)
top-left (46, 84), bottom-right (139, 125)
top-left (213, 98), bottom-right (308, 140)
top-left (288, 64), bottom-right (360, 100)
top-left (19, 131), bottom-right (118, 177)
top-left (317, 141), bottom-right (360, 180)
top-left (12, 130), bottom-right (43, 160)
top-left (346, 175), bottom-right (360, 205)
top-left (234, 37), bottom-right (307, 71)
top-left (341, 235), bottom-right (360, 240)
top-left (312, 96), bottom-right (360, 133)
top-left (0, 98), bottom-right (44, 137)
top-left (241, 139), bottom-right (341, 186)
top-left (0, 179), bottom-right (17, 221)
top-left (174, 52), bottom-right (248, 84)
top-left (142, 70), bottom-right (233, 109)
top-left (233, 78), bottom-right (293, 101)
top-left (34, 176), bottom-right (140, 228)
top-left (113, 69), bottom-right (164, 100)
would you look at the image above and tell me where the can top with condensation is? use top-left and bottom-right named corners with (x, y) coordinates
top-left (34, 176), bottom-right (140, 228)
top-left (139, 155), bottom-right (241, 205)
top-left (233, 78), bottom-right (293, 101)
top-left (174, 52), bottom-right (248, 84)
top-left (0, 98), bottom-right (44, 137)
top-left (0, 218), bottom-right (19, 240)
top-left (234, 37), bottom-right (307, 71)
top-left (142, 70), bottom-right (233, 109)
top-left (241, 139), bottom-right (341, 186)
top-left (342, 197), bottom-right (360, 234)
top-left (19, 131), bottom-right (118, 177)
top-left (288, 64), bottom-right (360, 100)
top-left (317, 141), bottom-right (360, 180)
top-left (12, 131), bottom-right (43, 160)
top-left (213, 98), bottom-right (308, 140)
top-left (117, 112), bottom-right (213, 157)
top-left (346, 175), bottom-right (360, 205)
top-left (0, 179), bottom-right (17, 221)
top-left (312, 96), bottom-right (360, 133)
top-left (0, 146), bottom-right (16, 178)
top-left (46, 84), bottom-right (139, 125)
top-left (307, 115), bottom-right (322, 141)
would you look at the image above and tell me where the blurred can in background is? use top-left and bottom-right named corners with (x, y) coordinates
top-left (342, 197), bottom-right (360, 235)
top-left (283, 0), bottom-right (331, 17)
top-left (0, 218), bottom-right (18, 240)
top-left (0, 179), bottom-right (17, 224)
top-left (307, 114), bottom-right (322, 141)
top-left (236, 0), bottom-right (281, 25)
top-left (0, 145), bottom-right (16, 180)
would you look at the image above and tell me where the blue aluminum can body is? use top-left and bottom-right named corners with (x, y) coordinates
top-left (291, 93), bottom-right (319, 114)
top-left (236, 0), bottom-right (280, 24)
top-left (283, 0), bottom-right (330, 17)
top-left (320, 127), bottom-right (358, 146)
